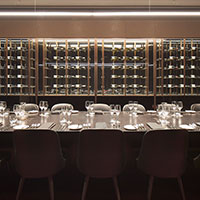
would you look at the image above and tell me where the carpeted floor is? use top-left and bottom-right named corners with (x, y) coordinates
top-left (0, 161), bottom-right (200, 200)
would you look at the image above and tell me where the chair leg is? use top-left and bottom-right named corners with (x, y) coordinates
top-left (177, 177), bottom-right (186, 200)
top-left (147, 176), bottom-right (154, 200)
top-left (113, 176), bottom-right (121, 200)
top-left (48, 177), bottom-right (54, 200)
top-left (16, 178), bottom-right (25, 200)
top-left (81, 176), bottom-right (89, 200)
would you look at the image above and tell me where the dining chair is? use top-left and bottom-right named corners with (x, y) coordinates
top-left (24, 103), bottom-right (39, 113)
top-left (51, 103), bottom-right (74, 113)
top-left (194, 153), bottom-right (200, 168)
top-left (137, 129), bottom-right (188, 200)
top-left (13, 129), bottom-right (65, 200)
top-left (92, 103), bottom-right (111, 112)
top-left (0, 151), bottom-right (11, 172)
top-left (77, 129), bottom-right (125, 200)
top-left (123, 103), bottom-right (146, 112)
top-left (191, 103), bottom-right (200, 111)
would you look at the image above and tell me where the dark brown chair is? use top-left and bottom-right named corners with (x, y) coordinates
top-left (77, 129), bottom-right (125, 200)
top-left (137, 129), bottom-right (188, 200)
top-left (191, 103), bottom-right (200, 111)
top-left (13, 129), bottom-right (65, 200)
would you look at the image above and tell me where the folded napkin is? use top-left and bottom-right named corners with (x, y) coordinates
top-left (146, 122), bottom-right (167, 130)
top-left (179, 124), bottom-right (196, 130)
top-left (39, 122), bottom-right (56, 129)
top-left (95, 122), bottom-right (107, 129)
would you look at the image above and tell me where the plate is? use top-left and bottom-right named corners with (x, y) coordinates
top-left (124, 125), bottom-right (137, 130)
top-left (147, 110), bottom-right (157, 113)
top-left (71, 110), bottom-right (79, 114)
top-left (179, 124), bottom-right (195, 130)
top-left (68, 124), bottom-right (82, 130)
top-left (13, 125), bottom-right (29, 130)
top-left (185, 110), bottom-right (196, 114)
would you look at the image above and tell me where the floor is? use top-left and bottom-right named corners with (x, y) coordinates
top-left (0, 160), bottom-right (200, 200)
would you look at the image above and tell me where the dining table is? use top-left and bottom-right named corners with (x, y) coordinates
top-left (0, 110), bottom-right (200, 167)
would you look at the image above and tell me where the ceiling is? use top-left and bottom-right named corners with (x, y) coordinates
top-left (0, 0), bottom-right (200, 7)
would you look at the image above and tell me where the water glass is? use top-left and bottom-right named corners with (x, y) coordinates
top-left (133, 101), bottom-right (138, 116)
top-left (66, 105), bottom-right (73, 124)
top-left (88, 103), bottom-right (95, 116)
top-left (0, 101), bottom-right (7, 116)
top-left (39, 101), bottom-right (48, 116)
top-left (9, 115), bottom-right (17, 126)
top-left (128, 101), bottom-right (134, 116)
top-left (43, 101), bottom-right (48, 114)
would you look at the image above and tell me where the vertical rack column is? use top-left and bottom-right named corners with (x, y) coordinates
top-left (145, 40), bottom-right (149, 95)
top-left (35, 39), bottom-right (38, 103)
top-left (161, 39), bottom-right (164, 95)
top-left (153, 40), bottom-right (157, 109)
top-left (94, 39), bottom-right (98, 102)
top-left (5, 39), bottom-right (8, 96)
top-left (183, 39), bottom-right (186, 96)
top-left (87, 40), bottom-right (90, 95)
top-left (42, 39), bottom-right (46, 95)
top-left (123, 40), bottom-right (127, 95)
top-left (65, 40), bottom-right (68, 95)
top-left (101, 40), bottom-right (105, 95)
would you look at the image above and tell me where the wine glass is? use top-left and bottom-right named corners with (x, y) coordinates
top-left (115, 104), bottom-right (121, 124)
top-left (43, 101), bottom-right (48, 115)
top-left (177, 101), bottom-right (183, 116)
top-left (39, 101), bottom-right (45, 116)
top-left (85, 100), bottom-right (91, 116)
top-left (88, 102), bottom-right (94, 116)
top-left (128, 101), bottom-right (134, 116)
top-left (115, 104), bottom-right (121, 117)
top-left (171, 102), bottom-right (177, 116)
top-left (133, 101), bottom-right (138, 116)
top-left (66, 105), bottom-right (73, 124)
top-left (13, 104), bottom-right (20, 121)
top-left (110, 104), bottom-right (116, 124)
top-left (0, 101), bottom-right (7, 115)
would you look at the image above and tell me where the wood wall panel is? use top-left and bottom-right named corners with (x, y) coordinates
top-left (0, 17), bottom-right (200, 38)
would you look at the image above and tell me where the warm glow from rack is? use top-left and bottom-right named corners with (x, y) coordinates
top-left (0, 11), bottom-right (200, 17)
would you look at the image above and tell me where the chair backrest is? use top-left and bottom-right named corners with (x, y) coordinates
top-left (123, 104), bottom-right (146, 112)
top-left (24, 103), bottom-right (39, 112)
top-left (191, 103), bottom-right (200, 111)
top-left (92, 103), bottom-right (111, 111)
top-left (77, 129), bottom-right (124, 178)
top-left (13, 129), bottom-right (65, 178)
top-left (51, 103), bottom-right (74, 113)
top-left (137, 129), bottom-right (188, 178)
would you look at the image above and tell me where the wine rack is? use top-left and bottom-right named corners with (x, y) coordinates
top-left (0, 39), bottom-right (6, 94)
top-left (0, 38), bottom-right (200, 97)
top-left (185, 39), bottom-right (200, 95)
top-left (40, 40), bottom-right (93, 95)
top-left (6, 39), bottom-right (36, 95)
top-left (98, 40), bottom-right (148, 95)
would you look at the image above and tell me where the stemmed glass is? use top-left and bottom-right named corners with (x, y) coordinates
top-left (128, 101), bottom-right (134, 116)
top-left (43, 101), bottom-right (48, 115)
top-left (110, 104), bottom-right (116, 124)
top-left (171, 101), bottom-right (177, 116)
top-left (133, 101), bottom-right (138, 116)
top-left (85, 101), bottom-right (94, 116)
top-left (115, 104), bottom-right (121, 124)
top-left (177, 101), bottom-right (183, 116)
top-left (39, 101), bottom-right (45, 116)
top-left (66, 105), bottom-right (73, 124)
top-left (0, 101), bottom-right (7, 116)
top-left (60, 106), bottom-right (67, 124)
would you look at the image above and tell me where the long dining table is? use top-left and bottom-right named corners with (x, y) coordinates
top-left (0, 111), bottom-right (200, 167)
